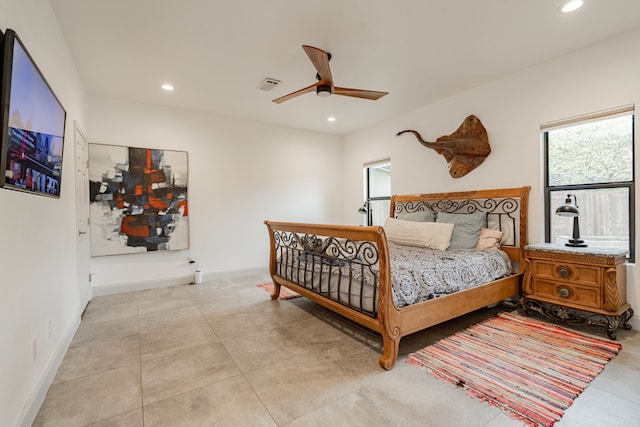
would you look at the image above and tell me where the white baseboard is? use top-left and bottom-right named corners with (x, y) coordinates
top-left (91, 267), bottom-right (270, 296)
top-left (202, 266), bottom-right (269, 281)
top-left (18, 314), bottom-right (81, 427)
top-left (92, 275), bottom-right (193, 296)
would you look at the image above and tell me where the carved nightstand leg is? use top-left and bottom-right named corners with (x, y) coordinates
top-left (606, 308), bottom-right (634, 339)
top-left (605, 316), bottom-right (619, 340)
top-left (621, 307), bottom-right (634, 331)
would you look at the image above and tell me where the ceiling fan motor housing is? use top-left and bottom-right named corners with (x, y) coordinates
top-left (317, 84), bottom-right (332, 97)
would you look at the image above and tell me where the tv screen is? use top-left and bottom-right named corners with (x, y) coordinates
top-left (0, 28), bottom-right (66, 198)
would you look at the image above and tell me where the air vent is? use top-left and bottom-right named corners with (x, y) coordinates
top-left (258, 77), bottom-right (281, 91)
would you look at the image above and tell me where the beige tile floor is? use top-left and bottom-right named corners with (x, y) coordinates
top-left (34, 273), bottom-right (640, 426)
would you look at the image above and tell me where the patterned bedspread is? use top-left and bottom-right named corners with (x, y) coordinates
top-left (277, 242), bottom-right (513, 310)
top-left (388, 242), bottom-right (512, 308)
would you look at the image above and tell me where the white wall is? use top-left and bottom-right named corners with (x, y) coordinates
top-left (87, 97), bottom-right (343, 292)
top-left (343, 28), bottom-right (640, 328)
top-left (2, 2), bottom-right (638, 424)
top-left (0, 1), bottom-right (87, 426)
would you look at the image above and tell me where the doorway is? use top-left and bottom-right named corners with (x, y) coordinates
top-left (74, 122), bottom-right (91, 315)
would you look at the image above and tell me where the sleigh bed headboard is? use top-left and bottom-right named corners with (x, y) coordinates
top-left (391, 186), bottom-right (530, 270)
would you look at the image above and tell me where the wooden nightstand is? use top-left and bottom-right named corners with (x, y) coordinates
top-left (521, 243), bottom-right (633, 340)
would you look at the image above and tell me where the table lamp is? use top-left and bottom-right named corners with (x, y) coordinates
top-left (555, 194), bottom-right (587, 247)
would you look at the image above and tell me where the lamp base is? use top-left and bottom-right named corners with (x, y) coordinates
top-left (566, 239), bottom-right (587, 248)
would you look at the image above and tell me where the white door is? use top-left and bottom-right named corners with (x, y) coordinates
top-left (74, 122), bottom-right (91, 315)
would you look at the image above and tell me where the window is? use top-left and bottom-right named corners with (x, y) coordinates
top-left (362, 160), bottom-right (391, 226)
top-left (543, 107), bottom-right (635, 261)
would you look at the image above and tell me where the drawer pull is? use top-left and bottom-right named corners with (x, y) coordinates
top-left (557, 266), bottom-right (571, 278)
top-left (558, 287), bottom-right (572, 298)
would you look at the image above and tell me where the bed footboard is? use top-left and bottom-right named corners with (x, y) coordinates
top-left (264, 221), bottom-right (398, 368)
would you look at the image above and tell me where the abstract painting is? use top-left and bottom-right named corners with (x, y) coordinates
top-left (88, 143), bottom-right (189, 256)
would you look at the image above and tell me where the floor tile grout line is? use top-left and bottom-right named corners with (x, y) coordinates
top-left (239, 366), bottom-right (281, 425)
top-left (137, 291), bottom-right (146, 427)
top-left (200, 280), bottom-right (281, 425)
top-left (136, 282), bottom-right (246, 417)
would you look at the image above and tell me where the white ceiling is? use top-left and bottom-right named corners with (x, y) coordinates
top-left (50, 0), bottom-right (640, 135)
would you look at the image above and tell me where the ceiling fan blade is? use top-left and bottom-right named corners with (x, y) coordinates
top-left (272, 82), bottom-right (318, 104)
top-left (302, 45), bottom-right (333, 86)
top-left (333, 87), bottom-right (389, 100)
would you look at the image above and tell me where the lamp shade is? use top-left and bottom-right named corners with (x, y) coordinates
top-left (556, 195), bottom-right (579, 217)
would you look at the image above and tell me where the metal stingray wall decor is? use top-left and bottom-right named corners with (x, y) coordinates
top-left (396, 115), bottom-right (491, 178)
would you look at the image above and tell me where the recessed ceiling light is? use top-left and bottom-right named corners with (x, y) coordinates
top-left (561, 0), bottom-right (583, 13)
top-left (161, 83), bottom-right (174, 91)
top-left (327, 116), bottom-right (336, 122)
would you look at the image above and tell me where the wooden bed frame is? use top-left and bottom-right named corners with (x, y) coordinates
top-left (265, 186), bottom-right (530, 370)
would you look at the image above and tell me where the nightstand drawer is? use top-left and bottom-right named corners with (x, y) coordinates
top-left (531, 279), bottom-right (601, 309)
top-left (531, 260), bottom-right (600, 287)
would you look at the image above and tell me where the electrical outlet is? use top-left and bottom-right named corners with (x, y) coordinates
top-left (32, 337), bottom-right (37, 361)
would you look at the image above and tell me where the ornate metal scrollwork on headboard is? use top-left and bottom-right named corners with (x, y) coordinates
top-left (394, 197), bottom-right (520, 247)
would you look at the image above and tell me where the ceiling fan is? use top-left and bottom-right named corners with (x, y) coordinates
top-left (272, 45), bottom-right (389, 104)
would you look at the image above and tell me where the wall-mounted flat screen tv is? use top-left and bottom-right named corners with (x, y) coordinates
top-left (0, 28), bottom-right (67, 198)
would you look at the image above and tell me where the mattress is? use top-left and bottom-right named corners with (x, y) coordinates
top-left (275, 241), bottom-right (513, 313)
top-left (388, 242), bottom-right (512, 308)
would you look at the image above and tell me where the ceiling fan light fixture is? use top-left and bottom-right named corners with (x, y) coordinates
top-left (317, 85), bottom-right (331, 97)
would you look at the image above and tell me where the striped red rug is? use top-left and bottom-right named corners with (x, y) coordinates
top-left (256, 282), bottom-right (301, 300)
top-left (407, 312), bottom-right (622, 427)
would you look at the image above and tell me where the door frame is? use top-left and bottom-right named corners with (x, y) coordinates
top-left (74, 121), bottom-right (91, 315)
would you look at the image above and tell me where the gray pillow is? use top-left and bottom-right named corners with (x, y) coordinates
top-left (436, 212), bottom-right (486, 250)
top-left (396, 211), bottom-right (435, 222)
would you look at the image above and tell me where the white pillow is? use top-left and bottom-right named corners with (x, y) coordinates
top-left (487, 216), bottom-right (515, 246)
top-left (383, 217), bottom-right (454, 251)
top-left (475, 228), bottom-right (503, 250)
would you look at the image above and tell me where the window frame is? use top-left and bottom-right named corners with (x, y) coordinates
top-left (363, 159), bottom-right (391, 226)
top-left (542, 109), bottom-right (635, 262)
